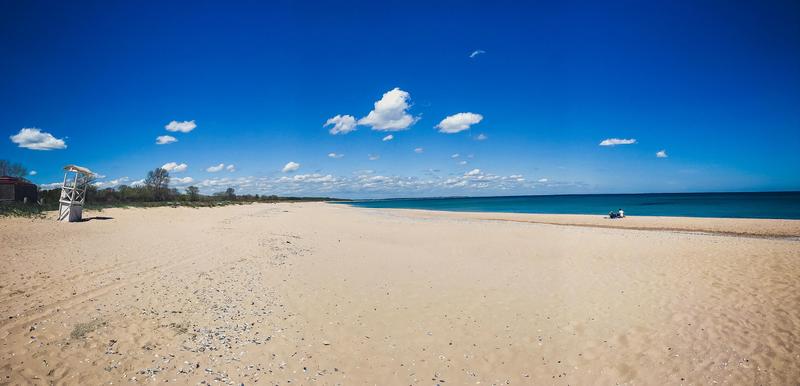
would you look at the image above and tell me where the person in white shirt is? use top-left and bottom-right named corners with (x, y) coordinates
top-left (618, 209), bottom-right (625, 218)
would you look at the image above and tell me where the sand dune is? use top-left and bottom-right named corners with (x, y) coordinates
top-left (1, 203), bottom-right (798, 384)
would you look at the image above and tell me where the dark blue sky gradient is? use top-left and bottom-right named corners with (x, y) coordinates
top-left (2, 1), bottom-right (798, 197)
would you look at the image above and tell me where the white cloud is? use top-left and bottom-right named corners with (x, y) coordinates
top-left (475, 133), bottom-right (488, 141)
top-left (451, 153), bottom-right (460, 158)
top-left (39, 182), bottom-right (64, 190)
top-left (226, 164), bottom-right (236, 172)
top-left (358, 88), bottom-right (419, 131)
top-left (29, 170), bottom-right (37, 176)
top-left (382, 134), bottom-right (394, 141)
top-left (10, 128), bottom-right (67, 150)
top-left (324, 114), bottom-right (357, 135)
top-left (162, 162), bottom-right (188, 173)
top-left (328, 153), bottom-right (344, 159)
top-left (414, 147), bottom-right (424, 153)
top-left (206, 163), bottom-right (225, 172)
top-left (436, 112), bottom-right (483, 134)
top-left (93, 177), bottom-right (130, 189)
top-left (469, 50), bottom-right (486, 58)
top-left (656, 150), bottom-right (668, 158)
top-left (282, 161), bottom-right (300, 173)
top-left (458, 160), bottom-right (468, 165)
top-left (130, 179), bottom-right (146, 187)
top-left (279, 173), bottom-right (336, 183)
top-left (190, 170), bottom-right (582, 198)
top-left (599, 138), bottom-right (637, 146)
top-left (165, 120), bottom-right (196, 133)
top-left (439, 168), bottom-right (523, 190)
top-left (172, 176), bottom-right (194, 185)
top-left (198, 177), bottom-right (251, 189)
top-left (368, 154), bottom-right (380, 161)
top-left (156, 135), bottom-right (177, 145)
top-left (538, 178), bottom-right (549, 183)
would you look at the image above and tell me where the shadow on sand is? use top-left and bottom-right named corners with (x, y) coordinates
top-left (79, 216), bottom-right (114, 222)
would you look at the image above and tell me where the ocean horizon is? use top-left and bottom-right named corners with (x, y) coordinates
top-left (341, 191), bottom-right (800, 220)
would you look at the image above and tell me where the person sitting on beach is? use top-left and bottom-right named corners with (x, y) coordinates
top-left (609, 211), bottom-right (619, 219)
top-left (618, 208), bottom-right (625, 218)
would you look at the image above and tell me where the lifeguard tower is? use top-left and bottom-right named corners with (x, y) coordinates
top-left (58, 165), bottom-right (93, 222)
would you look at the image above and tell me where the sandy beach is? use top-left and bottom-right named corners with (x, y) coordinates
top-left (1, 202), bottom-right (799, 385)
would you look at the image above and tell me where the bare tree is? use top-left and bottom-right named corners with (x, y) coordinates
top-left (0, 160), bottom-right (27, 178)
top-left (145, 167), bottom-right (170, 201)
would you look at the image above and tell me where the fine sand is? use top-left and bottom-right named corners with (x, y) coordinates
top-left (1, 203), bottom-right (799, 385)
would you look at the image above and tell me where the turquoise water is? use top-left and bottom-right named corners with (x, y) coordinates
top-left (342, 192), bottom-right (800, 219)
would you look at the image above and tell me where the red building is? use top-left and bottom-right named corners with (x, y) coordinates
top-left (0, 176), bottom-right (38, 203)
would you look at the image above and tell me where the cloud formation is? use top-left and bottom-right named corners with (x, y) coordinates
top-left (155, 135), bottom-right (177, 145)
top-left (414, 147), bottom-right (424, 153)
top-left (165, 120), bottom-right (196, 133)
top-left (39, 182), bottom-right (64, 190)
top-left (172, 176), bottom-right (194, 185)
top-left (282, 161), bottom-right (300, 173)
top-left (436, 112), bottom-right (483, 134)
top-left (29, 170), bottom-right (37, 176)
top-left (183, 170), bottom-right (584, 198)
top-left (599, 138), bottom-right (637, 146)
top-left (278, 173), bottom-right (335, 184)
top-left (93, 177), bottom-right (130, 189)
top-left (469, 50), bottom-right (486, 58)
top-left (10, 128), bottom-right (66, 150)
top-left (382, 134), bottom-right (394, 142)
top-left (656, 150), bottom-right (668, 158)
top-left (205, 163), bottom-right (237, 172)
top-left (368, 154), bottom-right (380, 161)
top-left (206, 163), bottom-right (225, 172)
top-left (475, 133), bottom-right (488, 141)
top-left (328, 153), bottom-right (344, 159)
top-left (358, 88), bottom-right (419, 131)
top-left (161, 162), bottom-right (188, 173)
top-left (437, 169), bottom-right (531, 190)
top-left (325, 114), bottom-right (357, 135)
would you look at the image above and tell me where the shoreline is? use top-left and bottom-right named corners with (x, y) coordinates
top-left (339, 205), bottom-right (800, 238)
top-left (22, 201), bottom-right (800, 238)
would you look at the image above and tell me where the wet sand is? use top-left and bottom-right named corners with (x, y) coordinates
top-left (1, 202), bottom-right (799, 384)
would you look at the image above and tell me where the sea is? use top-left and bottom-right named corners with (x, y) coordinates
top-left (341, 192), bottom-right (800, 220)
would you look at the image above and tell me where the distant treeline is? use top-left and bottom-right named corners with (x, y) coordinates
top-left (37, 185), bottom-right (336, 210)
top-left (2, 161), bottom-right (343, 216)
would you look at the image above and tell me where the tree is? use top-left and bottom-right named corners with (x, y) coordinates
top-left (225, 187), bottom-right (236, 200)
top-left (0, 160), bottom-right (27, 178)
top-left (145, 167), bottom-right (170, 201)
top-left (186, 186), bottom-right (200, 201)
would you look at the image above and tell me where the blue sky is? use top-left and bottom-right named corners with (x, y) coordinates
top-left (2, 0), bottom-right (799, 198)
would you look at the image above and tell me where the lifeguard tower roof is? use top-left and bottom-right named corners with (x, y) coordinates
top-left (63, 165), bottom-right (93, 175)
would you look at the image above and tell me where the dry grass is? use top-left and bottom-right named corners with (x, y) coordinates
top-left (70, 319), bottom-right (105, 339)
